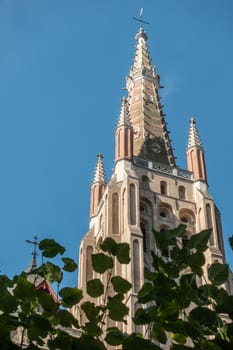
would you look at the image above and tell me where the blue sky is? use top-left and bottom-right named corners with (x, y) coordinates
top-left (0, 0), bottom-right (232, 287)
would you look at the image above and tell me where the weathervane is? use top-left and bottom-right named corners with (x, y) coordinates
top-left (133, 8), bottom-right (150, 26)
top-left (26, 235), bottom-right (39, 266)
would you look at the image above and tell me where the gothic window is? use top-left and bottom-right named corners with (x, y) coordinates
top-left (215, 206), bottom-right (224, 252)
top-left (86, 246), bottom-right (93, 281)
top-left (122, 189), bottom-right (126, 230)
top-left (197, 150), bottom-right (203, 178)
top-left (133, 239), bottom-right (140, 292)
top-left (130, 184), bottom-right (136, 225)
top-left (178, 186), bottom-right (186, 200)
top-left (112, 193), bottom-right (119, 234)
top-left (179, 209), bottom-right (195, 226)
top-left (117, 131), bottom-right (120, 158)
top-left (160, 181), bottom-right (167, 195)
top-left (140, 221), bottom-right (148, 252)
top-left (206, 204), bottom-right (214, 245)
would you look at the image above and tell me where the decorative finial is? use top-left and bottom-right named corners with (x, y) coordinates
top-left (117, 97), bottom-right (131, 128)
top-left (187, 117), bottom-right (202, 148)
top-left (93, 153), bottom-right (106, 184)
top-left (26, 236), bottom-right (38, 270)
top-left (133, 8), bottom-right (150, 27)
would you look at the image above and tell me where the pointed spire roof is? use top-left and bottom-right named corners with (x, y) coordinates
top-left (131, 27), bottom-right (155, 76)
top-left (117, 97), bottom-right (131, 128)
top-left (25, 236), bottom-right (38, 273)
top-left (187, 117), bottom-right (202, 148)
top-left (92, 153), bottom-right (106, 184)
top-left (126, 27), bottom-right (176, 166)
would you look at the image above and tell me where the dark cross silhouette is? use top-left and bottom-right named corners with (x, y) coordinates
top-left (26, 236), bottom-right (39, 268)
top-left (133, 8), bottom-right (150, 26)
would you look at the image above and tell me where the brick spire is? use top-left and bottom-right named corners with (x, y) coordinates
top-left (115, 97), bottom-right (133, 162)
top-left (93, 153), bottom-right (106, 184)
top-left (126, 28), bottom-right (176, 166)
top-left (117, 96), bottom-right (131, 128)
top-left (90, 154), bottom-right (106, 218)
top-left (187, 117), bottom-right (202, 148)
top-left (186, 118), bottom-right (207, 182)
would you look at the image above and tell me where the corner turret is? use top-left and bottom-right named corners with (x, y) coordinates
top-left (115, 97), bottom-right (133, 163)
top-left (90, 154), bottom-right (106, 218)
top-left (186, 117), bottom-right (207, 182)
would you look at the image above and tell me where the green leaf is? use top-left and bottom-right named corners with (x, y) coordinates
top-left (74, 334), bottom-right (106, 350)
top-left (133, 308), bottom-right (151, 325)
top-left (36, 289), bottom-right (57, 314)
top-left (91, 253), bottom-right (113, 273)
top-left (137, 282), bottom-right (154, 304)
top-left (187, 229), bottom-right (211, 251)
top-left (172, 345), bottom-right (192, 350)
top-left (81, 301), bottom-right (102, 321)
top-left (187, 250), bottom-right (205, 268)
top-left (153, 225), bottom-right (186, 251)
top-left (171, 333), bottom-right (187, 344)
top-left (83, 322), bottom-right (102, 337)
top-left (216, 295), bottom-right (233, 314)
top-left (58, 309), bottom-right (79, 328)
top-left (39, 239), bottom-right (65, 258)
top-left (47, 330), bottom-right (73, 350)
top-left (100, 237), bottom-right (117, 254)
top-left (123, 333), bottom-right (161, 350)
top-left (111, 276), bottom-right (132, 294)
top-left (87, 279), bottom-right (104, 298)
top-left (59, 287), bottom-right (83, 307)
top-left (37, 262), bottom-right (63, 283)
top-left (115, 243), bottom-right (130, 264)
top-left (13, 275), bottom-right (37, 300)
top-left (151, 323), bottom-right (167, 344)
top-left (62, 257), bottom-right (78, 272)
top-left (189, 306), bottom-right (216, 326)
top-left (107, 298), bottom-right (129, 321)
top-left (0, 291), bottom-right (18, 313)
top-left (105, 327), bottom-right (125, 346)
top-left (208, 262), bottom-right (229, 285)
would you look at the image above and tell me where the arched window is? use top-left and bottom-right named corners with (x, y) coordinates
top-left (122, 188), bottom-right (126, 231)
top-left (160, 181), bottom-right (167, 195)
top-left (178, 186), bottom-right (186, 200)
top-left (206, 204), bottom-right (212, 228)
top-left (206, 204), bottom-right (214, 245)
top-left (130, 184), bottom-right (136, 225)
top-left (112, 193), bottom-right (119, 234)
top-left (179, 209), bottom-right (195, 226)
top-left (86, 246), bottom-right (93, 281)
top-left (140, 221), bottom-right (148, 252)
top-left (133, 240), bottom-right (140, 292)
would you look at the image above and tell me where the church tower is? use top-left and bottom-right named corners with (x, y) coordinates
top-left (73, 25), bottom-right (227, 333)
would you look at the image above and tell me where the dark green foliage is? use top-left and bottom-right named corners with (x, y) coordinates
top-left (1, 227), bottom-right (233, 349)
top-left (59, 287), bottom-right (83, 307)
top-left (91, 253), bottom-right (113, 273)
top-left (86, 279), bottom-right (104, 298)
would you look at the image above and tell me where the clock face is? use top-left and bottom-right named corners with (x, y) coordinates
top-left (152, 142), bottom-right (161, 154)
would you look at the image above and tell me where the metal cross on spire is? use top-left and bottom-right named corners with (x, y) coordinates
top-left (26, 235), bottom-right (39, 269)
top-left (133, 8), bottom-right (150, 26)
